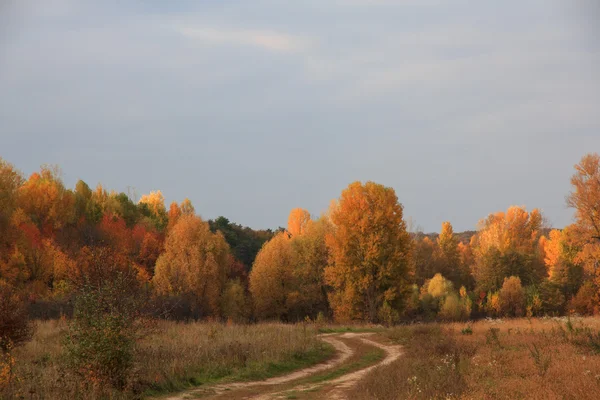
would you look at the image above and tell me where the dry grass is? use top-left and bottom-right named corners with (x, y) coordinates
top-left (1, 320), bottom-right (328, 399)
top-left (354, 317), bottom-right (600, 399)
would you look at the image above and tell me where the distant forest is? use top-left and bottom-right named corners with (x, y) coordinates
top-left (0, 153), bottom-right (599, 323)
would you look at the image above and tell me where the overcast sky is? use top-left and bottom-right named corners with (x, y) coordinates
top-left (1, 0), bottom-right (599, 232)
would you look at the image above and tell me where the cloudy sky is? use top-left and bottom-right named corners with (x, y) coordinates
top-left (1, 0), bottom-right (599, 232)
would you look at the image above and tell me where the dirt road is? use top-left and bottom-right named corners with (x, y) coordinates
top-left (162, 332), bottom-right (402, 400)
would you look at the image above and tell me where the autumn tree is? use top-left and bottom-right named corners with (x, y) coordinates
top-left (287, 208), bottom-right (311, 237)
top-left (153, 215), bottom-right (229, 317)
top-left (139, 190), bottom-right (168, 231)
top-left (566, 153), bottom-right (600, 295)
top-left (541, 228), bottom-right (583, 297)
top-left (249, 232), bottom-right (293, 320)
top-left (413, 236), bottom-right (439, 287)
top-left (18, 166), bottom-right (75, 235)
top-left (567, 153), bottom-right (600, 239)
top-left (498, 276), bottom-right (525, 317)
top-left (437, 222), bottom-right (472, 288)
top-left (180, 198), bottom-right (195, 216)
top-left (287, 217), bottom-right (331, 320)
top-left (471, 206), bottom-right (546, 292)
top-left (0, 159), bottom-right (23, 251)
top-left (324, 181), bottom-right (412, 323)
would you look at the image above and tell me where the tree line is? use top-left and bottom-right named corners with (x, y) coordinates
top-left (0, 153), bottom-right (599, 324)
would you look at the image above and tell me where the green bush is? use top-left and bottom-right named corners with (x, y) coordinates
top-left (439, 293), bottom-right (462, 321)
top-left (64, 271), bottom-right (142, 389)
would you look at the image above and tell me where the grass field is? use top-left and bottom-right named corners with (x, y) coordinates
top-left (4, 317), bottom-right (600, 399)
top-left (1, 320), bottom-right (331, 399)
top-left (354, 317), bottom-right (600, 399)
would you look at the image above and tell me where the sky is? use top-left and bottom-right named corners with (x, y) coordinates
top-left (1, 0), bottom-right (599, 232)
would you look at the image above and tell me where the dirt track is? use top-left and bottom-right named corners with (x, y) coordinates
top-left (162, 332), bottom-right (402, 400)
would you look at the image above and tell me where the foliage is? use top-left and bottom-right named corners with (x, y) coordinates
top-left (0, 280), bottom-right (33, 352)
top-left (287, 208), bottom-right (311, 237)
top-left (569, 282), bottom-right (596, 315)
top-left (472, 206), bottom-right (546, 293)
top-left (499, 276), bottom-right (525, 317)
top-left (426, 273), bottom-right (454, 298)
top-left (64, 269), bottom-right (143, 390)
top-left (249, 232), bottom-right (293, 320)
top-left (153, 215), bottom-right (229, 317)
top-left (220, 279), bottom-right (249, 323)
top-left (324, 181), bottom-right (412, 322)
top-left (209, 216), bottom-right (274, 272)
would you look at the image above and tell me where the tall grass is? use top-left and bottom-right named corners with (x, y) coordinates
top-left (2, 320), bottom-right (328, 399)
top-left (354, 317), bottom-right (600, 399)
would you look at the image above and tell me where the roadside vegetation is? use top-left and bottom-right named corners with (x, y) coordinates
top-left (2, 320), bottom-right (329, 399)
top-left (354, 317), bottom-right (600, 399)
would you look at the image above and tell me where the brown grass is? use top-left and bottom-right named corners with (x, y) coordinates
top-left (1, 320), bottom-right (326, 399)
top-left (354, 317), bottom-right (600, 399)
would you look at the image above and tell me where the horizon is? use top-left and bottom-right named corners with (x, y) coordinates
top-left (2, 0), bottom-right (599, 232)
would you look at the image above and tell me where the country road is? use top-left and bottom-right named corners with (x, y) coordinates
top-left (162, 332), bottom-right (402, 400)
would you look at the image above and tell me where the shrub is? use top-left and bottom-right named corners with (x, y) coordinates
top-left (486, 291), bottom-right (501, 317)
top-left (539, 281), bottom-right (566, 315)
top-left (499, 276), bottom-right (525, 317)
top-left (569, 282), bottom-right (596, 315)
top-left (427, 273), bottom-right (454, 298)
top-left (0, 280), bottom-right (33, 352)
top-left (378, 301), bottom-right (400, 326)
top-left (220, 279), bottom-right (249, 323)
top-left (64, 270), bottom-right (143, 390)
top-left (439, 293), bottom-right (463, 321)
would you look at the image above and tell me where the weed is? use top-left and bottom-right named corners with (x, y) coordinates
top-left (486, 328), bottom-right (502, 348)
top-left (527, 343), bottom-right (551, 377)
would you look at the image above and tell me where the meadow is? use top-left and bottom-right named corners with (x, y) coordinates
top-left (4, 317), bottom-right (600, 399)
top-left (355, 317), bottom-right (600, 399)
top-left (1, 320), bottom-right (330, 400)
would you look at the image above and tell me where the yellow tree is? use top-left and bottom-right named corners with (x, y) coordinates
top-left (324, 181), bottom-right (412, 323)
top-left (287, 217), bottom-right (331, 320)
top-left (287, 208), bottom-right (311, 237)
top-left (567, 153), bottom-right (600, 239)
top-left (565, 153), bottom-right (600, 310)
top-left (139, 190), bottom-right (168, 231)
top-left (541, 228), bottom-right (582, 298)
top-left (566, 154), bottom-right (600, 279)
top-left (249, 232), bottom-right (293, 320)
top-left (166, 201), bottom-right (181, 232)
top-left (153, 215), bottom-right (230, 317)
top-left (18, 166), bottom-right (75, 234)
top-left (180, 198), bottom-right (195, 216)
top-left (471, 206), bottom-right (546, 292)
top-left (413, 236), bottom-right (439, 286)
top-left (437, 222), bottom-right (466, 287)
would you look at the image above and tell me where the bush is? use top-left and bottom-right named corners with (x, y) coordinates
top-left (427, 273), bottom-right (454, 298)
top-left (378, 301), bottom-right (400, 325)
top-left (499, 276), bottom-right (525, 317)
top-left (569, 282), bottom-right (596, 315)
top-left (64, 270), bottom-right (143, 390)
top-left (539, 281), bottom-right (566, 315)
top-left (221, 279), bottom-right (249, 323)
top-left (486, 291), bottom-right (501, 317)
top-left (439, 293), bottom-right (463, 321)
top-left (0, 280), bottom-right (33, 352)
